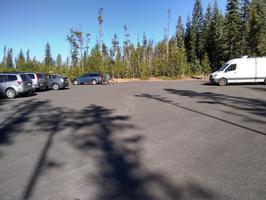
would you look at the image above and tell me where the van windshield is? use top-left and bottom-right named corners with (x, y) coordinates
top-left (218, 64), bottom-right (229, 72)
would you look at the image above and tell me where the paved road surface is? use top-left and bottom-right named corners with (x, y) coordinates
top-left (0, 80), bottom-right (265, 200)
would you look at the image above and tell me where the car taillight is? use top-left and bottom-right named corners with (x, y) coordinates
top-left (17, 81), bottom-right (23, 86)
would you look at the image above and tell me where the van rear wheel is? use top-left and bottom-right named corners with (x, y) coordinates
top-left (218, 78), bottom-right (227, 86)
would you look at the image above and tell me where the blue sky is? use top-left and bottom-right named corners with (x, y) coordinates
top-left (0, 0), bottom-right (226, 62)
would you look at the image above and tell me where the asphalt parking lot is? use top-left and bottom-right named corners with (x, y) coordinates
top-left (0, 80), bottom-right (266, 200)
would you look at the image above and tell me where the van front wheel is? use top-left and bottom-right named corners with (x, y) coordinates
top-left (218, 78), bottom-right (227, 86)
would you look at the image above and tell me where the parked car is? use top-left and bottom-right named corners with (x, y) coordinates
top-left (46, 74), bottom-right (69, 90)
top-left (72, 72), bottom-right (103, 85)
top-left (25, 72), bottom-right (39, 89)
top-left (36, 72), bottom-right (48, 90)
top-left (0, 72), bottom-right (34, 99)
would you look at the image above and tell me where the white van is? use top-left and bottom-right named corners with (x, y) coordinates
top-left (209, 56), bottom-right (266, 86)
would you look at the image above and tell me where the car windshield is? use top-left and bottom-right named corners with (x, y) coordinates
top-left (218, 64), bottom-right (229, 72)
top-left (20, 74), bottom-right (32, 81)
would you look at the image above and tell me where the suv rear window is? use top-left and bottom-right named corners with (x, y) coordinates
top-left (8, 75), bottom-right (18, 81)
top-left (27, 74), bottom-right (35, 79)
top-left (20, 74), bottom-right (32, 81)
top-left (0, 75), bottom-right (8, 82)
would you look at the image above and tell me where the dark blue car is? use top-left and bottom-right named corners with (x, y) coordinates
top-left (72, 72), bottom-right (103, 85)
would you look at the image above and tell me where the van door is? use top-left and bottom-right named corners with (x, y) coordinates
top-left (236, 59), bottom-right (256, 83)
top-left (225, 64), bottom-right (238, 83)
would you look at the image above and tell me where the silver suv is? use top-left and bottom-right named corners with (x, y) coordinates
top-left (0, 73), bottom-right (34, 99)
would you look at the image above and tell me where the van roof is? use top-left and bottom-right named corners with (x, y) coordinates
top-left (227, 57), bottom-right (266, 64)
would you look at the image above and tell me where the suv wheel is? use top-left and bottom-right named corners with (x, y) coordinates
top-left (218, 78), bottom-right (227, 86)
top-left (92, 80), bottom-right (97, 85)
top-left (73, 80), bottom-right (78, 85)
top-left (5, 88), bottom-right (16, 99)
top-left (52, 84), bottom-right (59, 90)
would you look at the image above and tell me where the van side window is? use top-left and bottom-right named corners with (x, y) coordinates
top-left (226, 64), bottom-right (237, 72)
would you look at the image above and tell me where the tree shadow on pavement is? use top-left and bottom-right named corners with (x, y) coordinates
top-left (164, 89), bottom-right (266, 118)
top-left (136, 93), bottom-right (266, 136)
top-left (0, 98), bottom-right (7, 112)
top-left (0, 100), bottom-right (227, 200)
top-left (66, 106), bottom-right (226, 200)
top-left (244, 86), bottom-right (266, 92)
top-left (21, 105), bottom-right (66, 200)
top-left (0, 99), bottom-right (47, 146)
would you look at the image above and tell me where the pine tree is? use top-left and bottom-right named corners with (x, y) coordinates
top-left (248, 0), bottom-right (266, 56)
top-left (201, 52), bottom-right (211, 74)
top-left (90, 44), bottom-right (102, 72)
top-left (56, 54), bottom-right (62, 67)
top-left (17, 49), bottom-right (25, 69)
top-left (2, 45), bottom-right (7, 67)
top-left (75, 31), bottom-right (84, 70)
top-left (26, 49), bottom-right (31, 64)
top-left (115, 47), bottom-right (123, 78)
top-left (224, 0), bottom-right (242, 59)
top-left (207, 1), bottom-right (225, 70)
top-left (67, 29), bottom-right (79, 67)
top-left (147, 40), bottom-right (154, 77)
top-left (191, 0), bottom-right (204, 60)
top-left (123, 25), bottom-right (131, 77)
top-left (176, 16), bottom-right (184, 48)
top-left (111, 34), bottom-right (119, 78)
top-left (102, 42), bottom-right (110, 72)
top-left (202, 4), bottom-right (212, 56)
top-left (142, 32), bottom-right (148, 64)
top-left (7, 48), bottom-right (13, 68)
top-left (240, 0), bottom-right (250, 55)
top-left (129, 45), bottom-right (138, 78)
top-left (153, 40), bottom-right (168, 76)
top-left (185, 15), bottom-right (196, 64)
top-left (66, 57), bottom-right (70, 68)
top-left (44, 42), bottom-right (53, 66)
top-left (175, 17), bottom-right (188, 76)
top-left (97, 8), bottom-right (104, 50)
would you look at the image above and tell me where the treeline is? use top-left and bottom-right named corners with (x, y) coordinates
top-left (1, 0), bottom-right (266, 79)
